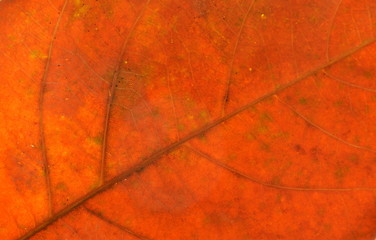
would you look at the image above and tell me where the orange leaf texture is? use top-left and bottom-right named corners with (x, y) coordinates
top-left (1, 0), bottom-right (376, 239)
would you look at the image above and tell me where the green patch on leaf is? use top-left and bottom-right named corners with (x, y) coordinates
top-left (245, 132), bottom-right (255, 141)
top-left (199, 110), bottom-right (210, 121)
top-left (299, 98), bottom-right (308, 105)
top-left (73, 2), bottom-right (90, 18)
top-left (347, 153), bottom-right (359, 164)
top-left (92, 135), bottom-right (103, 145)
top-left (151, 108), bottom-right (160, 117)
top-left (177, 123), bottom-right (185, 131)
top-left (56, 182), bottom-right (67, 191)
top-left (334, 100), bottom-right (344, 107)
top-left (317, 207), bottom-right (325, 217)
top-left (256, 125), bottom-right (269, 134)
top-left (227, 153), bottom-right (237, 161)
top-left (335, 166), bottom-right (349, 179)
top-left (259, 143), bottom-right (271, 152)
top-left (260, 112), bottom-right (273, 122)
top-left (271, 131), bottom-right (289, 139)
top-left (271, 175), bottom-right (281, 185)
top-left (30, 50), bottom-right (47, 59)
top-left (362, 70), bottom-right (374, 79)
top-left (264, 158), bottom-right (276, 167)
top-left (171, 148), bottom-right (188, 161)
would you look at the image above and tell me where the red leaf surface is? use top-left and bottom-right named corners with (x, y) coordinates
top-left (1, 0), bottom-right (376, 239)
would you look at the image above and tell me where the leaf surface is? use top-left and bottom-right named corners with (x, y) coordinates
top-left (1, 0), bottom-right (376, 239)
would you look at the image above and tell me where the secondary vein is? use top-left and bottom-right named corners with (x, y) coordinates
top-left (21, 36), bottom-right (376, 240)
top-left (38, 0), bottom-right (68, 217)
top-left (99, 0), bottom-right (151, 184)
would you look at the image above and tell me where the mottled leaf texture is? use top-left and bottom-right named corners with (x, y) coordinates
top-left (1, 0), bottom-right (376, 239)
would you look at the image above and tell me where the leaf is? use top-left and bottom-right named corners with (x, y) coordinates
top-left (1, 0), bottom-right (376, 239)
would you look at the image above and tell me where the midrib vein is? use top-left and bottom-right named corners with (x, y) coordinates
top-left (20, 37), bottom-right (376, 240)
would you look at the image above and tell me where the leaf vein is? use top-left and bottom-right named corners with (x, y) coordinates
top-left (19, 37), bottom-right (376, 240)
top-left (99, 0), bottom-right (151, 184)
top-left (38, 0), bottom-right (68, 217)
top-left (186, 145), bottom-right (376, 192)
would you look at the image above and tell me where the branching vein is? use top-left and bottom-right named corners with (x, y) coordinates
top-left (38, 0), bottom-right (68, 217)
top-left (99, 0), bottom-right (151, 184)
top-left (84, 206), bottom-right (151, 240)
top-left (186, 145), bottom-right (376, 192)
top-left (221, 0), bottom-right (256, 116)
top-left (275, 95), bottom-right (376, 153)
top-left (19, 34), bottom-right (376, 240)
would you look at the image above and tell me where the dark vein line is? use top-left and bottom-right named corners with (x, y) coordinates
top-left (38, 0), bottom-right (68, 217)
top-left (99, 0), bottom-right (151, 184)
top-left (186, 145), bottom-right (376, 192)
top-left (84, 207), bottom-right (151, 240)
top-left (165, 66), bottom-right (180, 140)
top-left (323, 70), bottom-right (376, 93)
top-left (18, 38), bottom-right (376, 240)
top-left (275, 95), bottom-right (376, 153)
top-left (221, 0), bottom-right (256, 116)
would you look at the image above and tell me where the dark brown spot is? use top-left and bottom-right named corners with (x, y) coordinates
top-left (294, 144), bottom-right (306, 154)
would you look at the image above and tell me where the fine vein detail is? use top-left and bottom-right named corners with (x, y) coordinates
top-left (221, 0), bottom-right (256, 116)
top-left (99, 0), bottom-right (151, 184)
top-left (38, 0), bottom-right (68, 217)
top-left (187, 145), bottom-right (376, 192)
top-left (275, 96), bottom-right (376, 153)
top-left (84, 206), bottom-right (151, 240)
top-left (323, 70), bottom-right (376, 93)
top-left (19, 38), bottom-right (376, 240)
